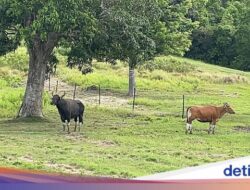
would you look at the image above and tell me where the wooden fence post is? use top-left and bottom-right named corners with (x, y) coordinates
top-left (48, 74), bottom-right (51, 91)
top-left (182, 95), bottom-right (185, 118)
top-left (55, 80), bottom-right (58, 93)
top-left (132, 88), bottom-right (136, 111)
top-left (98, 85), bottom-right (101, 105)
top-left (73, 83), bottom-right (77, 99)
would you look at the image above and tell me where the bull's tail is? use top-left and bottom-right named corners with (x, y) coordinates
top-left (77, 101), bottom-right (85, 116)
top-left (76, 101), bottom-right (85, 124)
top-left (186, 107), bottom-right (192, 123)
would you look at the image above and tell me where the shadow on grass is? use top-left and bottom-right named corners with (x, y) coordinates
top-left (0, 116), bottom-right (52, 125)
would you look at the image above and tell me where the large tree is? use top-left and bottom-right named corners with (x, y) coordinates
top-left (94, 0), bottom-right (161, 96)
top-left (87, 0), bottom-right (196, 96)
top-left (0, 0), bottom-right (97, 117)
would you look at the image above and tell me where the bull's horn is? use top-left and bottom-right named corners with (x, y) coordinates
top-left (61, 91), bottom-right (66, 99)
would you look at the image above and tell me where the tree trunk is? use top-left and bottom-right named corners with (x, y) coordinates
top-left (128, 58), bottom-right (136, 97)
top-left (19, 48), bottom-right (47, 117)
top-left (18, 33), bottom-right (59, 118)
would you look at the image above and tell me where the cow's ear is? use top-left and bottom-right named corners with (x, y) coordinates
top-left (223, 103), bottom-right (228, 108)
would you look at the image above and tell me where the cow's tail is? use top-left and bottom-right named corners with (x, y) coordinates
top-left (186, 107), bottom-right (192, 123)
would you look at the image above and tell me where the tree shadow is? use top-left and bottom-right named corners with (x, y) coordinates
top-left (0, 117), bottom-right (51, 125)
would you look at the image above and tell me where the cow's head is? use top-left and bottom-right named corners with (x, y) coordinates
top-left (223, 103), bottom-right (235, 114)
top-left (51, 92), bottom-right (66, 105)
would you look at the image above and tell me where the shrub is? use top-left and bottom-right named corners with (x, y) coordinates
top-left (140, 56), bottom-right (195, 73)
top-left (0, 88), bottom-right (24, 118)
top-left (0, 67), bottom-right (24, 88)
top-left (0, 47), bottom-right (29, 72)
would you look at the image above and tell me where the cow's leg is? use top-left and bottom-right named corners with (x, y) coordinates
top-left (74, 117), bottom-right (78, 132)
top-left (189, 124), bottom-right (193, 134)
top-left (212, 124), bottom-right (216, 134)
top-left (211, 121), bottom-right (216, 134)
top-left (186, 109), bottom-right (193, 134)
top-left (185, 123), bottom-right (189, 134)
top-left (208, 123), bottom-right (212, 134)
top-left (186, 122), bottom-right (192, 134)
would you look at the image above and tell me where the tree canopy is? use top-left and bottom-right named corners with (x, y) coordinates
top-left (0, 0), bottom-right (98, 117)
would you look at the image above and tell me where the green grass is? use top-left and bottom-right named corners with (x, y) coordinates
top-left (0, 48), bottom-right (250, 178)
top-left (0, 106), bottom-right (249, 178)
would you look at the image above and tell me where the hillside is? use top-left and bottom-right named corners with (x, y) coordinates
top-left (0, 48), bottom-right (250, 178)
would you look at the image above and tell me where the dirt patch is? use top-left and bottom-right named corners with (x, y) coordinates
top-left (87, 140), bottom-right (117, 147)
top-left (44, 77), bottom-right (129, 108)
top-left (45, 162), bottom-right (89, 175)
top-left (233, 126), bottom-right (250, 133)
top-left (19, 155), bottom-right (34, 163)
top-left (84, 95), bottom-right (129, 107)
top-left (64, 133), bottom-right (86, 141)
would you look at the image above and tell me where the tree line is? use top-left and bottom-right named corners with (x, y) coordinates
top-left (0, 0), bottom-right (249, 118)
top-left (186, 0), bottom-right (250, 71)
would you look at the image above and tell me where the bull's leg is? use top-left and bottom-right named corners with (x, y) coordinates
top-left (79, 115), bottom-right (83, 132)
top-left (65, 120), bottom-right (70, 133)
top-left (62, 122), bottom-right (66, 131)
top-left (62, 123), bottom-right (66, 131)
top-left (61, 117), bottom-right (66, 131)
top-left (74, 117), bottom-right (78, 132)
top-left (79, 122), bottom-right (82, 132)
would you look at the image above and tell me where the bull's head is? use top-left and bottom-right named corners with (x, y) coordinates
top-left (223, 103), bottom-right (235, 114)
top-left (51, 92), bottom-right (66, 105)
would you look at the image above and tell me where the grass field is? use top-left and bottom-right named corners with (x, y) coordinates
top-left (0, 47), bottom-right (250, 178)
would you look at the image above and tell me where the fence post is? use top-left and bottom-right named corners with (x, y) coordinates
top-left (98, 85), bottom-right (101, 105)
top-left (132, 88), bottom-right (136, 111)
top-left (73, 83), bottom-right (77, 99)
top-left (182, 95), bottom-right (185, 118)
top-left (55, 80), bottom-right (58, 93)
top-left (54, 65), bottom-right (57, 75)
top-left (48, 74), bottom-right (51, 91)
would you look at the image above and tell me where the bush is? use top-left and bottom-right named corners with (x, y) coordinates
top-left (0, 88), bottom-right (24, 118)
top-left (140, 56), bottom-right (195, 73)
top-left (0, 47), bottom-right (29, 72)
top-left (0, 67), bottom-right (24, 88)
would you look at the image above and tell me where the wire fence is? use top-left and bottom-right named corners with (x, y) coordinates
top-left (45, 78), bottom-right (187, 118)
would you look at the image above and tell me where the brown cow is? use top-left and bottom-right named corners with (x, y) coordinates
top-left (186, 103), bottom-right (235, 134)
